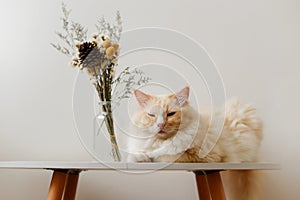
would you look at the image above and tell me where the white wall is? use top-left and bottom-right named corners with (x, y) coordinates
top-left (0, 0), bottom-right (299, 199)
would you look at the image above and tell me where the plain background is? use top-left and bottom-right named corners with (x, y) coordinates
top-left (0, 0), bottom-right (299, 199)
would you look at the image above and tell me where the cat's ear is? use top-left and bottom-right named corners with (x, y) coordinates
top-left (174, 86), bottom-right (190, 106)
top-left (134, 89), bottom-right (152, 108)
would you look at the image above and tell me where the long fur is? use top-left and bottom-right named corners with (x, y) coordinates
top-left (126, 87), bottom-right (263, 199)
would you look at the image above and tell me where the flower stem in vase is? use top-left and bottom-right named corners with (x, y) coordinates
top-left (94, 66), bottom-right (121, 162)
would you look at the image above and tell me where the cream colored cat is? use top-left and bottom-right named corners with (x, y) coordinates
top-left (126, 86), bottom-right (264, 199)
top-left (127, 86), bottom-right (263, 163)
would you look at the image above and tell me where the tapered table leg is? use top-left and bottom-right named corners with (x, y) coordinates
top-left (47, 171), bottom-right (67, 200)
top-left (206, 171), bottom-right (226, 200)
top-left (63, 171), bottom-right (80, 200)
top-left (194, 171), bottom-right (211, 200)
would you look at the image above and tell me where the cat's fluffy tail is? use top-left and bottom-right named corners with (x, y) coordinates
top-left (225, 98), bottom-right (263, 136)
top-left (222, 170), bottom-right (266, 200)
top-left (224, 99), bottom-right (263, 162)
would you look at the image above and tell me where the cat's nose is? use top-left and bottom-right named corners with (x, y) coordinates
top-left (157, 123), bottom-right (165, 129)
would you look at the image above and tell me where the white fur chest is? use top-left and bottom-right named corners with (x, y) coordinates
top-left (143, 120), bottom-right (199, 159)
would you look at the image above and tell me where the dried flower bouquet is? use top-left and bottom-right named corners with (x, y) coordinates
top-left (52, 3), bottom-right (150, 161)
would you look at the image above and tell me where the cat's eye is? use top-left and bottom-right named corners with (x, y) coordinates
top-left (147, 113), bottom-right (155, 117)
top-left (167, 112), bottom-right (176, 117)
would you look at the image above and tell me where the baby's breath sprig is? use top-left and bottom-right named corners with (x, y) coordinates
top-left (51, 3), bottom-right (88, 57)
top-left (95, 11), bottom-right (122, 43)
top-left (113, 67), bottom-right (151, 104)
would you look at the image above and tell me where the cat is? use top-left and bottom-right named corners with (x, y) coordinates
top-left (126, 86), bottom-right (264, 200)
top-left (126, 86), bottom-right (263, 163)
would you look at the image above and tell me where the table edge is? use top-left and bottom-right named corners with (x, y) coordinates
top-left (0, 161), bottom-right (280, 171)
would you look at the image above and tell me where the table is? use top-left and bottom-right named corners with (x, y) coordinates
top-left (0, 161), bottom-right (279, 200)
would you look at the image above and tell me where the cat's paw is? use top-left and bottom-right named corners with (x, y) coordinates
top-left (127, 153), bottom-right (151, 163)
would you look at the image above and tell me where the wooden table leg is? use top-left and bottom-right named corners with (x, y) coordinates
top-left (63, 171), bottom-right (80, 200)
top-left (47, 170), bottom-right (67, 200)
top-left (194, 171), bottom-right (211, 200)
top-left (206, 171), bottom-right (226, 200)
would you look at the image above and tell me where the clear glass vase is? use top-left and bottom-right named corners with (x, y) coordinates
top-left (93, 101), bottom-right (121, 161)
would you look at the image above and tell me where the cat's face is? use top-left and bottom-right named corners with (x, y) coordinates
top-left (133, 87), bottom-right (189, 139)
